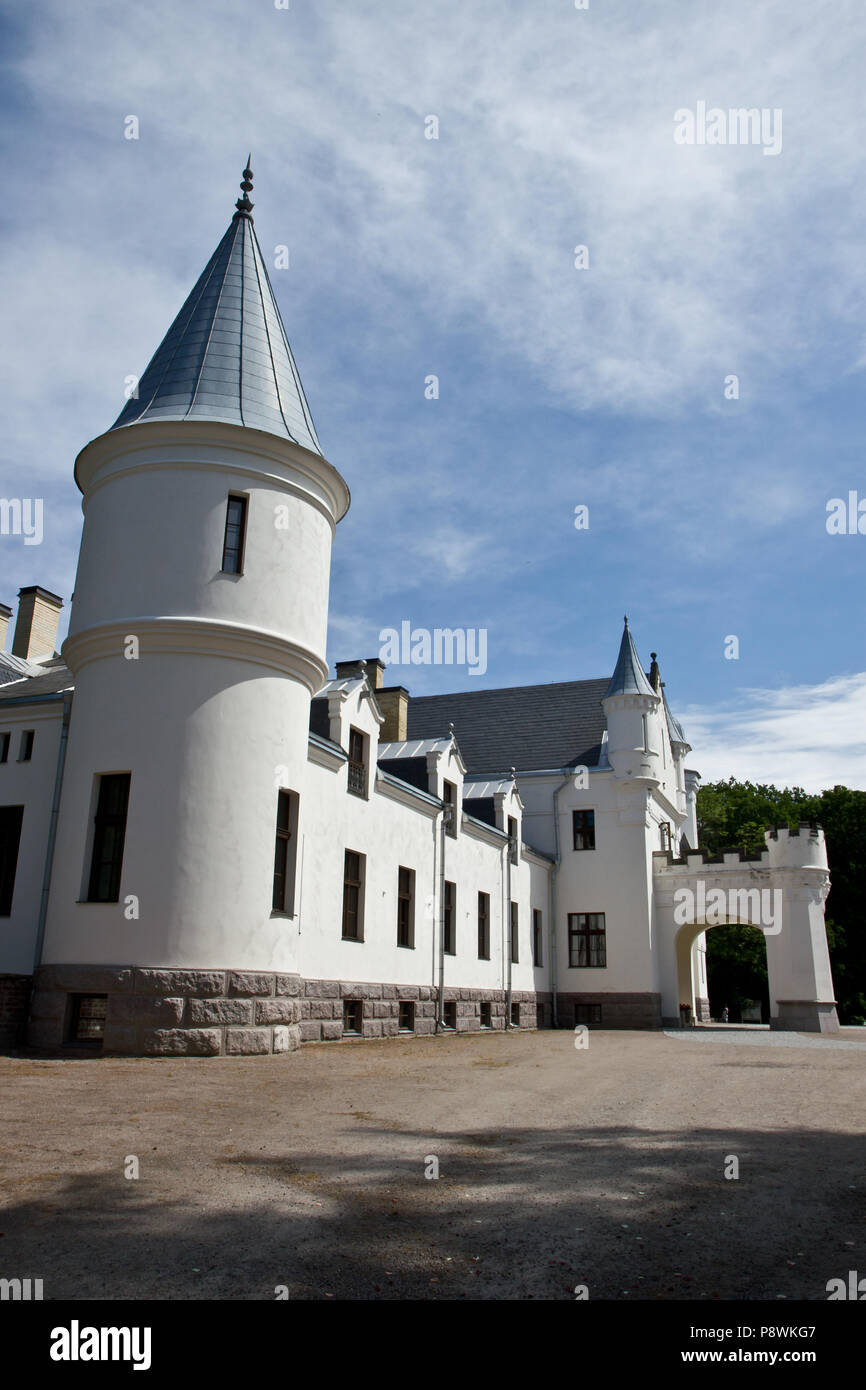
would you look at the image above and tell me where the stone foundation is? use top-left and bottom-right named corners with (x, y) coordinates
top-left (695, 995), bottom-right (711, 1023)
top-left (27, 965), bottom-right (303, 1056)
top-left (556, 991), bottom-right (662, 1030)
top-left (300, 979), bottom-right (550, 1042)
top-left (26, 966), bottom-right (552, 1054)
top-left (0, 973), bottom-right (32, 1048)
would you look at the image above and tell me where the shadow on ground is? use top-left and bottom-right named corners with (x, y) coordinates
top-left (1, 1121), bottom-right (862, 1301)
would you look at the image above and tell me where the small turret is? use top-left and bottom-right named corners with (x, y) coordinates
top-left (602, 617), bottom-right (662, 783)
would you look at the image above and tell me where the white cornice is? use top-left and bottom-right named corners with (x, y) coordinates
top-left (74, 419), bottom-right (351, 529)
top-left (62, 617), bottom-right (328, 692)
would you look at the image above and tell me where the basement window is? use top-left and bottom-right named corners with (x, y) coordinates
top-left (575, 1004), bottom-right (603, 1028)
top-left (510, 1002), bottom-right (520, 1026)
top-left (398, 1001), bottom-right (415, 1032)
top-left (343, 999), bottom-right (363, 1034)
top-left (442, 1001), bottom-right (457, 1030)
top-left (480, 1002), bottom-right (492, 1029)
top-left (68, 994), bottom-right (107, 1047)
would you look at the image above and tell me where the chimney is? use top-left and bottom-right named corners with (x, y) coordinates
top-left (12, 586), bottom-right (63, 661)
top-left (335, 657), bottom-right (386, 689)
top-left (0, 603), bottom-right (11, 651)
top-left (377, 686), bottom-right (409, 742)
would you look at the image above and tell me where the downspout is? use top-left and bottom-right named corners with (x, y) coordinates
top-left (505, 836), bottom-right (513, 1027)
top-left (32, 690), bottom-right (73, 976)
top-left (436, 805), bottom-right (448, 1030)
top-left (550, 770), bottom-right (572, 1029)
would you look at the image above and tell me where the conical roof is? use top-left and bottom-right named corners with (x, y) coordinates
top-left (110, 161), bottom-right (322, 454)
top-left (603, 617), bottom-right (656, 699)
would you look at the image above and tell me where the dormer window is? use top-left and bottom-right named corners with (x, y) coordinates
top-left (347, 727), bottom-right (367, 797)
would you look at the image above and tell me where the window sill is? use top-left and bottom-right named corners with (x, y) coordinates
top-left (270, 910), bottom-right (296, 920)
top-left (397, 942), bottom-right (415, 950)
top-left (341, 934), bottom-right (365, 943)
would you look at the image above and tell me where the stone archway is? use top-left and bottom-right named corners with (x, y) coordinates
top-left (674, 916), bottom-right (768, 1024)
top-left (652, 827), bottom-right (839, 1033)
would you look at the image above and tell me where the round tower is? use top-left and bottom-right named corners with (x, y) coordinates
top-left (31, 163), bottom-right (349, 1056)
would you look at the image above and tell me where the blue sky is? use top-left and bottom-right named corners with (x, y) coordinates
top-left (1, 0), bottom-right (865, 790)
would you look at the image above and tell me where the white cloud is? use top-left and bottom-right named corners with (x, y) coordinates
top-left (684, 673), bottom-right (866, 793)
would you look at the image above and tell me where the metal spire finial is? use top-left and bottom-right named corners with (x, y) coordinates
top-left (235, 155), bottom-right (254, 218)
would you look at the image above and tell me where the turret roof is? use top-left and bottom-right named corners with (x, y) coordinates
top-left (110, 160), bottom-right (322, 454)
top-left (603, 617), bottom-right (656, 699)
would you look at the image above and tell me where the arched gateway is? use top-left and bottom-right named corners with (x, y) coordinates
top-left (653, 825), bottom-right (838, 1032)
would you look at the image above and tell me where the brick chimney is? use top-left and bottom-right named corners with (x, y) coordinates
top-left (377, 686), bottom-right (409, 742)
top-left (335, 657), bottom-right (386, 689)
top-left (12, 586), bottom-right (63, 661)
top-left (0, 603), bottom-right (11, 651)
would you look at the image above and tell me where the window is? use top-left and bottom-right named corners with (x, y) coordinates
top-left (343, 999), bottom-right (363, 1033)
top-left (68, 994), bottom-right (107, 1046)
top-left (221, 494), bottom-right (247, 574)
top-left (575, 1003), bottom-right (603, 1028)
top-left (508, 815), bottom-right (518, 864)
top-left (509, 901), bottom-right (519, 963)
top-left (477, 890), bottom-right (490, 959)
top-left (18, 730), bottom-right (34, 762)
top-left (398, 1001), bottom-right (415, 1032)
top-left (272, 790), bottom-right (298, 913)
top-left (347, 727), bottom-right (366, 797)
top-left (0, 733), bottom-right (10, 764)
top-left (480, 1002), bottom-right (492, 1028)
top-left (342, 850), bottom-right (365, 940)
top-left (87, 773), bottom-right (130, 903)
top-left (532, 908), bottom-right (543, 967)
top-left (536, 1004), bottom-right (545, 1028)
top-left (443, 780), bottom-right (457, 836)
top-left (442, 1000), bottom-right (456, 1029)
top-left (659, 821), bottom-right (671, 852)
top-left (397, 866), bottom-right (415, 947)
top-left (510, 1001), bottom-right (520, 1026)
top-left (573, 809), bottom-right (595, 850)
top-left (568, 912), bottom-right (607, 968)
top-left (443, 880), bottom-right (456, 954)
top-left (0, 805), bottom-right (24, 916)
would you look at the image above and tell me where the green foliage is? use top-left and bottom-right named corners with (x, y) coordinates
top-left (696, 779), bottom-right (866, 1024)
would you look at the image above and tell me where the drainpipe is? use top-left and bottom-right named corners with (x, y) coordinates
top-left (550, 770), bottom-right (572, 1029)
top-left (436, 805), bottom-right (449, 1030)
top-left (32, 690), bottom-right (73, 977)
top-left (505, 835), bottom-right (513, 1027)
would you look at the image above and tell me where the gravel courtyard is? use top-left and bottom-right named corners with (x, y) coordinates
top-left (1, 1027), bottom-right (864, 1301)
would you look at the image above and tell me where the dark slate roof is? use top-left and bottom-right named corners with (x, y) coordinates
top-left (0, 665), bottom-right (74, 703)
top-left (111, 210), bottom-right (322, 454)
top-left (309, 698), bottom-right (331, 742)
top-left (377, 756), bottom-right (430, 793)
top-left (406, 678), bottom-right (610, 776)
top-left (603, 619), bottom-right (655, 699)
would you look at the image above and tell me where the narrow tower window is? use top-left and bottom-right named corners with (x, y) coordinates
top-left (221, 495), bottom-right (248, 574)
top-left (87, 773), bottom-right (131, 903)
top-left (272, 790), bottom-right (299, 913)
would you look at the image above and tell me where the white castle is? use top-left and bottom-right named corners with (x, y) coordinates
top-left (0, 164), bottom-right (839, 1054)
